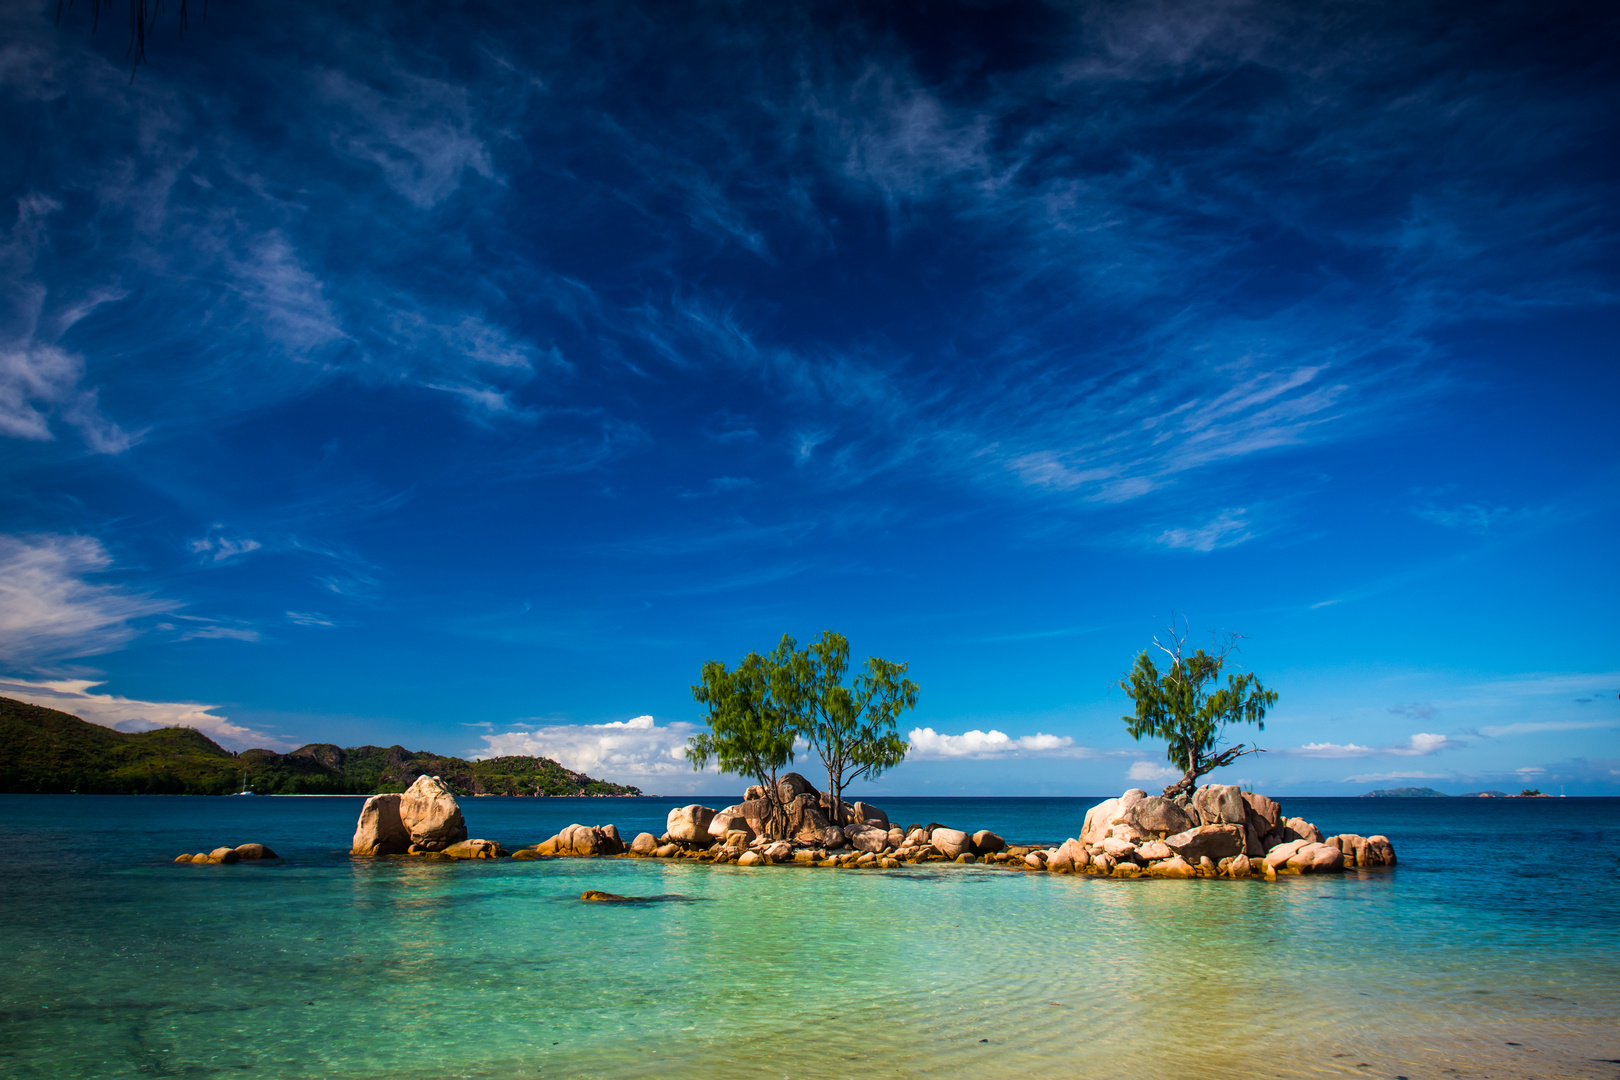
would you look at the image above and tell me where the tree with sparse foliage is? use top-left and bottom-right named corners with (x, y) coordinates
top-left (776, 630), bottom-right (916, 825)
top-left (1120, 619), bottom-right (1276, 801)
top-left (685, 641), bottom-right (799, 839)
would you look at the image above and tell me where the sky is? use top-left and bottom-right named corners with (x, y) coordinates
top-left (2, 0), bottom-right (1617, 798)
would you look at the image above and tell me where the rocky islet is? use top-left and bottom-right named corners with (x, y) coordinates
top-left (331, 771), bottom-right (1398, 876)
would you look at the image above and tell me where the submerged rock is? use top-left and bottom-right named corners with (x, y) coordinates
top-left (440, 838), bottom-right (507, 859)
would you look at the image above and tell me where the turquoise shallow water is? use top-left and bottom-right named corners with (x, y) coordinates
top-left (1, 795), bottom-right (1617, 1080)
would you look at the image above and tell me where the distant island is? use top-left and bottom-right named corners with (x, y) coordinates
top-left (1359, 786), bottom-right (1449, 797)
top-left (1361, 786), bottom-right (1550, 798)
top-left (0, 696), bottom-right (642, 797)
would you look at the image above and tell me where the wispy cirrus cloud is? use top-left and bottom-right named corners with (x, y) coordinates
top-left (0, 534), bottom-right (171, 665)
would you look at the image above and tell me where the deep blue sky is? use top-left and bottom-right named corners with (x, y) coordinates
top-left (2, 0), bottom-right (1616, 796)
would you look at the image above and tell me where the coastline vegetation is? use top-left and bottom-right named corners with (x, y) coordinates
top-left (0, 696), bottom-right (641, 797)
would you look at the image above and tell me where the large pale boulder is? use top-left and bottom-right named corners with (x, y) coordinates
top-left (708, 811), bottom-right (753, 842)
top-left (972, 830), bottom-right (1007, 855)
top-left (1193, 785), bottom-right (1247, 826)
top-left (630, 832), bottom-right (659, 855)
top-left (1101, 836), bottom-right (1139, 859)
top-left (1164, 824), bottom-right (1246, 863)
top-left (930, 828), bottom-right (972, 858)
top-left (1285, 842), bottom-right (1343, 873)
top-left (1242, 791), bottom-right (1282, 836)
top-left (1286, 817), bottom-right (1323, 844)
top-left (851, 801), bottom-right (890, 829)
top-left (1081, 789), bottom-right (1148, 844)
top-left (1126, 796), bottom-right (1199, 837)
top-left (1227, 853), bottom-right (1252, 878)
top-left (1263, 838), bottom-right (1309, 870)
top-left (844, 823), bottom-right (889, 854)
top-left (352, 792), bottom-right (410, 855)
top-left (822, 825), bottom-right (846, 850)
top-left (667, 804), bottom-right (717, 843)
top-left (1046, 839), bottom-right (1087, 872)
top-left (1138, 840), bottom-right (1172, 861)
top-left (776, 772), bottom-right (818, 802)
top-left (399, 776), bottom-right (468, 852)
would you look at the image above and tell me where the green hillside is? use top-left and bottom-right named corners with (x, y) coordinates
top-left (0, 696), bottom-right (641, 797)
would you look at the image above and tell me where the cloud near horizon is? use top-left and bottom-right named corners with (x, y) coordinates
top-left (475, 715), bottom-right (708, 787)
top-left (0, 674), bottom-right (289, 751)
top-left (907, 726), bottom-right (1084, 759)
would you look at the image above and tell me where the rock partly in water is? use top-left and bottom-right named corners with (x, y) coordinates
top-left (233, 843), bottom-right (278, 860)
top-left (397, 775), bottom-right (468, 852)
top-left (351, 792), bottom-right (410, 855)
top-left (630, 832), bottom-right (659, 855)
top-left (971, 830), bottom-right (1006, 855)
top-left (1149, 855), bottom-right (1195, 878)
top-left (536, 823), bottom-right (626, 857)
top-left (208, 846), bottom-right (240, 864)
top-left (440, 838), bottom-right (507, 859)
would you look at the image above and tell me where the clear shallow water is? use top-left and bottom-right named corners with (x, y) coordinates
top-left (1, 795), bottom-right (1617, 1080)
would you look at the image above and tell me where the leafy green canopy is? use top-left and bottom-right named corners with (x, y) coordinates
top-left (686, 643), bottom-right (799, 835)
top-left (1120, 627), bottom-right (1276, 798)
top-left (687, 630), bottom-right (917, 830)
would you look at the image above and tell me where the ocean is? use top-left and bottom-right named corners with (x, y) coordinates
top-left (1, 794), bottom-right (1616, 1079)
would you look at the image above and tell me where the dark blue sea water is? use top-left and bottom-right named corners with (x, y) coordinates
top-left (2, 794), bottom-right (1617, 1079)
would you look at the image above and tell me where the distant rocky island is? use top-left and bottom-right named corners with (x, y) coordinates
top-left (1360, 786), bottom-right (1449, 797)
top-left (1360, 786), bottom-right (1548, 798)
top-left (0, 695), bottom-right (641, 797)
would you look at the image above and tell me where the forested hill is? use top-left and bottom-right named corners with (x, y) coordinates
top-left (0, 696), bottom-right (642, 797)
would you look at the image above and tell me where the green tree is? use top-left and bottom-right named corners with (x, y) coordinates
top-left (778, 630), bottom-right (916, 825)
top-left (1120, 620), bottom-right (1276, 801)
top-left (685, 643), bottom-right (798, 838)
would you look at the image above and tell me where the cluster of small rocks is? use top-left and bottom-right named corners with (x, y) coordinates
top-left (1031, 785), bottom-right (1397, 879)
top-left (173, 843), bottom-right (278, 864)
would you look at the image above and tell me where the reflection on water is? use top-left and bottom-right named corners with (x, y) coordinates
top-left (0, 795), bottom-right (1616, 1079)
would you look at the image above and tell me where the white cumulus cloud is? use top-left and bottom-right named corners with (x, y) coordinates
top-left (0, 674), bottom-right (289, 751)
top-left (1128, 760), bottom-right (1180, 782)
top-left (475, 715), bottom-right (704, 785)
top-left (1388, 732), bottom-right (1465, 756)
top-left (907, 726), bottom-right (1082, 759)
